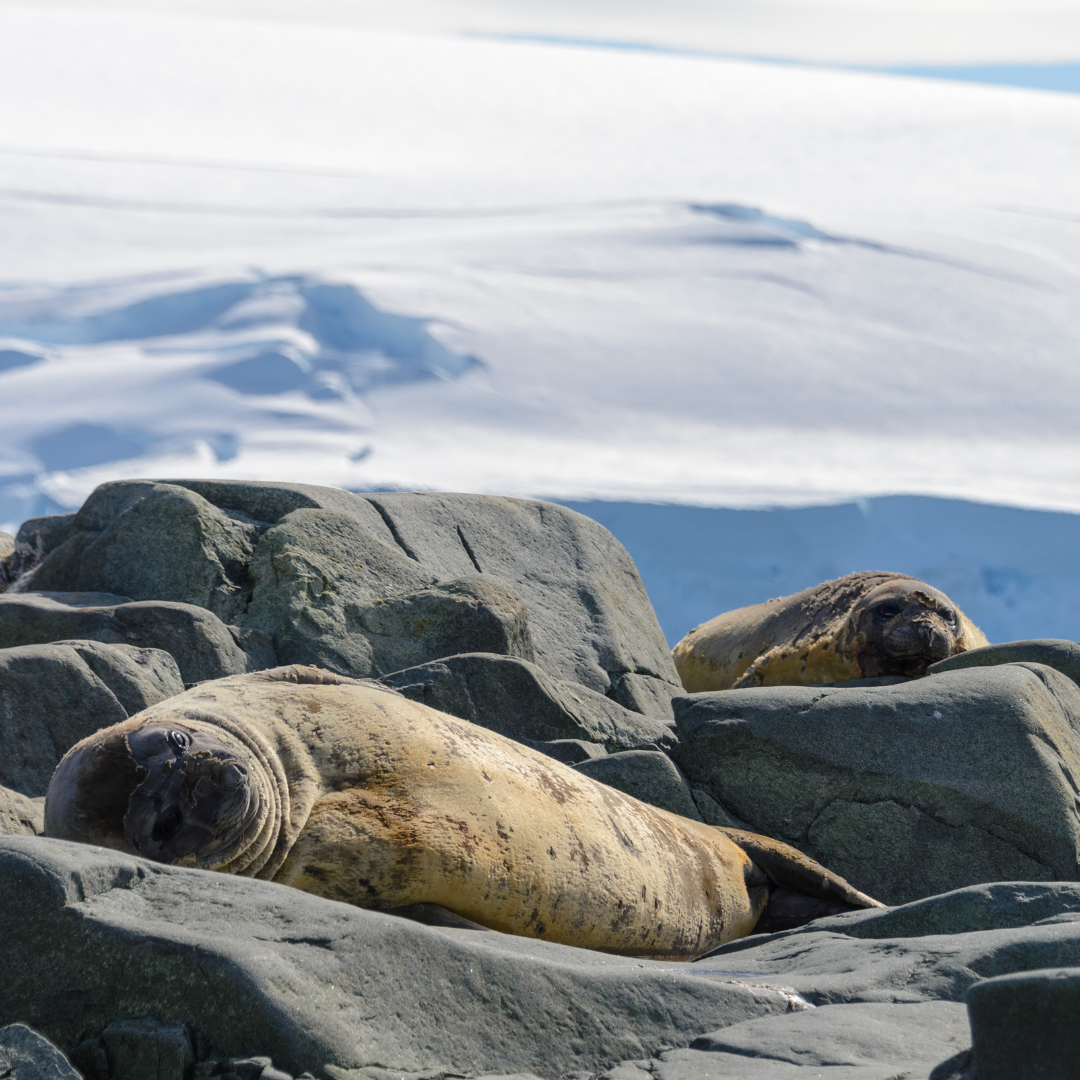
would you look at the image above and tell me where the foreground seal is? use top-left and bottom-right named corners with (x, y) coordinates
top-left (44, 666), bottom-right (879, 957)
top-left (674, 571), bottom-right (988, 693)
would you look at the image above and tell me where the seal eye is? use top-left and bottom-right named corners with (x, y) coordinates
top-left (941, 609), bottom-right (957, 624)
top-left (152, 806), bottom-right (184, 844)
top-left (875, 604), bottom-right (902, 620)
top-left (166, 730), bottom-right (189, 753)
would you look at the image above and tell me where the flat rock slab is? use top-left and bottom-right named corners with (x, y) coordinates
top-left (673, 663), bottom-right (1080, 904)
top-left (0, 592), bottom-right (257, 685)
top-left (697, 881), bottom-right (1080, 1005)
top-left (628, 1001), bottom-right (970, 1079)
top-left (12, 481), bottom-right (679, 702)
top-left (0, 1024), bottom-right (81, 1080)
top-left (0, 837), bottom-right (802, 1080)
top-left (0, 640), bottom-right (183, 795)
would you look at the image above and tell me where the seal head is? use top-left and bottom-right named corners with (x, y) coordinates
top-left (844, 580), bottom-right (968, 678)
top-left (46, 717), bottom-right (274, 872)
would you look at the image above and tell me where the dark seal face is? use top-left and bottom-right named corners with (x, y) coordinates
top-left (123, 723), bottom-right (258, 865)
top-left (45, 719), bottom-right (263, 869)
top-left (849, 580), bottom-right (965, 678)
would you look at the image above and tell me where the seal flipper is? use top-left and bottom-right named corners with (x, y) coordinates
top-left (717, 826), bottom-right (883, 933)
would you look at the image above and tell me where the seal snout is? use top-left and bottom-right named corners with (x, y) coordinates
top-left (123, 722), bottom-right (260, 867)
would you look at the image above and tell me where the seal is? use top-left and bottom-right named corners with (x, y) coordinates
top-left (674, 571), bottom-right (988, 693)
top-left (44, 665), bottom-right (880, 958)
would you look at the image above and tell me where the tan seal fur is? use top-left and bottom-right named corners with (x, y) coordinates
top-left (674, 571), bottom-right (989, 693)
top-left (44, 666), bottom-right (879, 958)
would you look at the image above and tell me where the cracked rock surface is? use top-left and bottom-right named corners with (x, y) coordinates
top-left (673, 663), bottom-right (1080, 904)
top-left (3, 481), bottom-right (680, 704)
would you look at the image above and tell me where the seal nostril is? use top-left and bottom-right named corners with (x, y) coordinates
top-left (152, 806), bottom-right (184, 844)
top-left (220, 764), bottom-right (245, 791)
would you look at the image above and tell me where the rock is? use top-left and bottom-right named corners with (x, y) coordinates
top-left (522, 739), bottom-right (608, 765)
top-left (610, 671), bottom-right (677, 725)
top-left (0, 640), bottom-right (182, 795)
top-left (0, 593), bottom-right (252, 685)
top-left (0, 785), bottom-right (43, 836)
top-left (301, 571), bottom-right (535, 677)
top-left (100, 1018), bottom-right (196, 1080)
top-left (576, 751), bottom-right (702, 820)
top-left (680, 1001), bottom-right (970, 1077)
top-left (0, 836), bottom-right (801, 1079)
top-left (930, 637), bottom-right (1080, 688)
top-left (380, 653), bottom-right (675, 751)
top-left (966, 967), bottom-right (1080, 1080)
top-left (0, 1024), bottom-right (81, 1080)
top-left (2, 514), bottom-right (76, 587)
top-left (673, 663), bottom-right (1080, 904)
top-left (17, 480), bottom-right (679, 703)
top-left (601, 879), bottom-right (1080, 1080)
top-left (691, 788), bottom-right (750, 829)
top-left (19, 483), bottom-right (258, 623)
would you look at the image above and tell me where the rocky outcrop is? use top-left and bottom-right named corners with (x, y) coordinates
top-left (381, 652), bottom-right (675, 752)
top-left (0, 640), bottom-right (182, 795)
top-left (7, 481), bottom-right (679, 703)
top-left (0, 593), bottom-right (263, 685)
top-left (0, 836), bottom-right (800, 1079)
top-left (673, 663), bottom-right (1080, 904)
top-left (8, 838), bottom-right (1080, 1079)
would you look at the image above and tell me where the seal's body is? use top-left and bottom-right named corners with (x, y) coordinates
top-left (45, 667), bottom-right (879, 958)
top-left (674, 572), bottom-right (988, 693)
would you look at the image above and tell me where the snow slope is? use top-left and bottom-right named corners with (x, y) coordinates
top-left (2, 4), bottom-right (1080, 530)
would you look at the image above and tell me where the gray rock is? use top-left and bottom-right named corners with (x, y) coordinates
top-left (20, 483), bottom-right (258, 623)
top-left (576, 751), bottom-right (702, 820)
top-left (380, 653), bottom-right (675, 751)
top-left (523, 739), bottom-right (608, 765)
top-left (0, 592), bottom-right (252, 685)
top-left (603, 880), bottom-right (1080, 1080)
top-left (349, 575), bottom-right (536, 674)
top-left (700, 880), bottom-right (1080, 1001)
top-left (2, 514), bottom-right (76, 587)
top-left (101, 1018), bottom-right (196, 1080)
top-left (966, 967), bottom-right (1080, 1080)
top-left (19, 480), bottom-right (679, 703)
top-left (0, 785), bottom-right (43, 836)
top-left (691, 788), bottom-right (749, 829)
top-left (610, 672), bottom-right (677, 725)
top-left (930, 637), bottom-right (1080, 688)
top-left (0, 1024), bottom-right (81, 1080)
top-left (673, 1001), bottom-right (970, 1078)
top-left (0, 836), bottom-right (801, 1079)
top-left (673, 664), bottom-right (1080, 904)
top-left (0, 640), bottom-right (182, 795)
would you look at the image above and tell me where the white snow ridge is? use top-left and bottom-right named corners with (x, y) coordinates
top-left (0, 272), bottom-right (479, 525)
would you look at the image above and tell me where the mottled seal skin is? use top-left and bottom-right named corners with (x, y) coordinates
top-left (674, 572), bottom-right (989, 693)
top-left (44, 666), bottom-right (879, 958)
